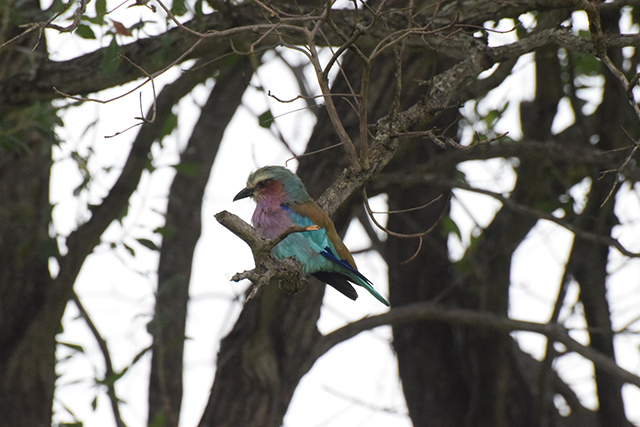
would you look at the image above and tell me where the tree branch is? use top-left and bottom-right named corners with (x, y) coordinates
top-left (215, 211), bottom-right (318, 301)
top-left (53, 59), bottom-right (222, 324)
top-left (148, 55), bottom-right (254, 426)
top-left (310, 302), bottom-right (640, 389)
top-left (8, 1), bottom-right (640, 108)
top-left (71, 293), bottom-right (126, 427)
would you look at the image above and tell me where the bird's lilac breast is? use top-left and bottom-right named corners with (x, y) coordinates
top-left (252, 203), bottom-right (293, 238)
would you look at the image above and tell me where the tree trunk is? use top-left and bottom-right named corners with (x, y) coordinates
top-left (0, 1), bottom-right (57, 424)
top-left (148, 56), bottom-right (254, 426)
top-left (0, 129), bottom-right (56, 427)
top-left (198, 283), bottom-right (324, 427)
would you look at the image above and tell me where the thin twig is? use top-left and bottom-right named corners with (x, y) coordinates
top-left (304, 2), bottom-right (362, 170)
top-left (580, 0), bottom-right (640, 206)
top-left (599, 127), bottom-right (640, 206)
top-left (363, 189), bottom-right (448, 263)
top-left (0, 23), bottom-right (39, 51)
top-left (431, 177), bottom-right (640, 257)
top-left (359, 60), bottom-right (371, 169)
top-left (72, 293), bottom-right (127, 427)
top-left (285, 142), bottom-right (344, 166)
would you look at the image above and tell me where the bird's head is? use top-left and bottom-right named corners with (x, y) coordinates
top-left (233, 166), bottom-right (312, 204)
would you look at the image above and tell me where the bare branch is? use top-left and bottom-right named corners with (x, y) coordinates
top-left (215, 211), bottom-right (317, 302)
top-left (578, 0), bottom-right (640, 207)
top-left (306, 28), bottom-right (361, 170)
top-left (363, 189), bottom-right (448, 263)
top-left (310, 303), bottom-right (640, 389)
top-left (71, 293), bottom-right (127, 427)
top-left (380, 173), bottom-right (640, 258)
top-left (54, 58), bottom-right (221, 319)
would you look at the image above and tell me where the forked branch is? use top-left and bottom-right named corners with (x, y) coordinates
top-left (215, 210), bottom-right (318, 302)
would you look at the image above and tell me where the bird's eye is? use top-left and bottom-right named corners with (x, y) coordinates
top-left (257, 180), bottom-right (269, 189)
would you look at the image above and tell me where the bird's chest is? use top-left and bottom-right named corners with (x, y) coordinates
top-left (252, 203), bottom-right (293, 238)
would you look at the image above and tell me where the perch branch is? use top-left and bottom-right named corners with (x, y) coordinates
top-left (215, 211), bottom-right (318, 302)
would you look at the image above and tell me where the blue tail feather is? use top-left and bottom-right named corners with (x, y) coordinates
top-left (319, 248), bottom-right (390, 307)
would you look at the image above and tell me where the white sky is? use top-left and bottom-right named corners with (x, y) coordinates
top-left (43, 2), bottom-right (640, 426)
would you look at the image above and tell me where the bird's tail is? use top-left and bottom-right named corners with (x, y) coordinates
top-left (312, 272), bottom-right (358, 300)
top-left (319, 250), bottom-right (390, 306)
top-left (358, 278), bottom-right (390, 307)
top-left (344, 269), bottom-right (389, 307)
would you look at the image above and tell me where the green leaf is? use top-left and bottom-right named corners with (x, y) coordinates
top-left (98, 367), bottom-right (129, 387)
top-left (573, 53), bottom-right (601, 77)
top-left (73, 176), bottom-right (91, 196)
top-left (194, 0), bottom-right (204, 16)
top-left (130, 345), bottom-right (152, 366)
top-left (137, 238), bottom-right (159, 251)
top-left (172, 161), bottom-right (201, 176)
top-left (123, 243), bottom-right (136, 257)
top-left (95, 0), bottom-right (107, 18)
top-left (145, 156), bottom-right (156, 173)
top-left (47, 0), bottom-right (68, 15)
top-left (154, 226), bottom-right (174, 239)
top-left (91, 395), bottom-right (98, 411)
top-left (101, 37), bottom-right (120, 74)
top-left (130, 19), bottom-right (155, 32)
top-left (83, 15), bottom-right (105, 25)
top-left (58, 342), bottom-right (85, 353)
top-left (481, 102), bottom-right (508, 130)
top-left (258, 110), bottom-right (274, 128)
top-left (577, 29), bottom-right (591, 39)
top-left (117, 203), bottom-right (129, 225)
top-left (442, 216), bottom-right (462, 240)
top-left (454, 168), bottom-right (468, 183)
top-left (158, 111), bottom-right (178, 143)
top-left (75, 24), bottom-right (96, 39)
top-left (171, 0), bottom-right (187, 16)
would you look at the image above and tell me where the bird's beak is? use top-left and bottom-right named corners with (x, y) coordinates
top-left (233, 187), bottom-right (254, 201)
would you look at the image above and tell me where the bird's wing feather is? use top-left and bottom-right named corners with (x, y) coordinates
top-left (312, 272), bottom-right (358, 300)
top-left (318, 247), bottom-right (373, 286)
top-left (318, 248), bottom-right (389, 306)
top-left (287, 202), bottom-right (357, 269)
top-left (282, 203), bottom-right (390, 307)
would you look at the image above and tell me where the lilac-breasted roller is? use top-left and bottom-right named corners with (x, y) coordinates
top-left (233, 166), bottom-right (389, 306)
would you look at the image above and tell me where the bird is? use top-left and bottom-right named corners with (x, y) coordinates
top-left (233, 166), bottom-right (390, 306)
